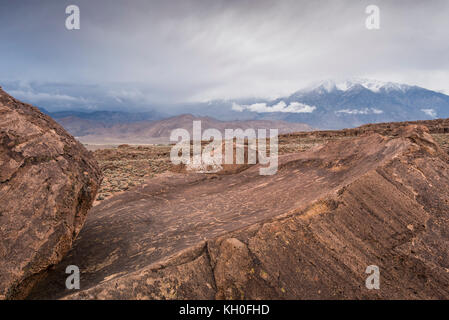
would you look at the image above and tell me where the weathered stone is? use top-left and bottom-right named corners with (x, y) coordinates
top-left (0, 88), bottom-right (102, 299)
top-left (27, 123), bottom-right (449, 299)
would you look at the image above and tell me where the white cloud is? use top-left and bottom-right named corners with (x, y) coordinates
top-left (232, 100), bottom-right (316, 113)
top-left (421, 108), bottom-right (437, 117)
top-left (336, 108), bottom-right (384, 115)
top-left (284, 102), bottom-right (317, 113)
top-left (231, 102), bottom-right (246, 112)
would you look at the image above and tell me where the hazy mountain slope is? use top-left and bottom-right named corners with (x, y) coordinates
top-left (60, 114), bottom-right (313, 144)
top-left (47, 110), bottom-right (164, 124)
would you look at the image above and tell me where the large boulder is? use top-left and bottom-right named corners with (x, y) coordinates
top-left (0, 87), bottom-right (102, 299)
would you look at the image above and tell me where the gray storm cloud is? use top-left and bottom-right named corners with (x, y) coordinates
top-left (0, 0), bottom-right (448, 107)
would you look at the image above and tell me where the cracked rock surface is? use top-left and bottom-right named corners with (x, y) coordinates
top-left (0, 88), bottom-right (102, 299)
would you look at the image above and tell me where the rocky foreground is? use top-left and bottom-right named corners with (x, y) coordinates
top-left (0, 88), bottom-right (102, 299)
top-left (28, 123), bottom-right (449, 299)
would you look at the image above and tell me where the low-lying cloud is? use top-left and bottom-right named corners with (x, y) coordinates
top-left (421, 108), bottom-right (437, 117)
top-left (336, 108), bottom-right (383, 115)
top-left (232, 101), bottom-right (316, 113)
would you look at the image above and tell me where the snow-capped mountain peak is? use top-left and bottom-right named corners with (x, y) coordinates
top-left (171, 78), bottom-right (449, 131)
top-left (302, 78), bottom-right (413, 94)
top-left (278, 78), bottom-right (449, 129)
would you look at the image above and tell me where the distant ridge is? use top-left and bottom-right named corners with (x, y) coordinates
top-left (55, 113), bottom-right (313, 144)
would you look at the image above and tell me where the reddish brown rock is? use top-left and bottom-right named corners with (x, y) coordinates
top-left (27, 123), bottom-right (449, 299)
top-left (0, 88), bottom-right (102, 299)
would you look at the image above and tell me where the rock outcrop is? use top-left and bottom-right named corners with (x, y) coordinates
top-left (28, 124), bottom-right (449, 299)
top-left (0, 88), bottom-right (102, 299)
top-left (280, 117), bottom-right (449, 141)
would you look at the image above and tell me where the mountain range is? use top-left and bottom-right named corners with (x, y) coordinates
top-left (36, 78), bottom-right (449, 142)
top-left (184, 79), bottom-right (449, 129)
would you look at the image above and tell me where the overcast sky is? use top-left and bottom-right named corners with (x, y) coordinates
top-left (0, 0), bottom-right (448, 110)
